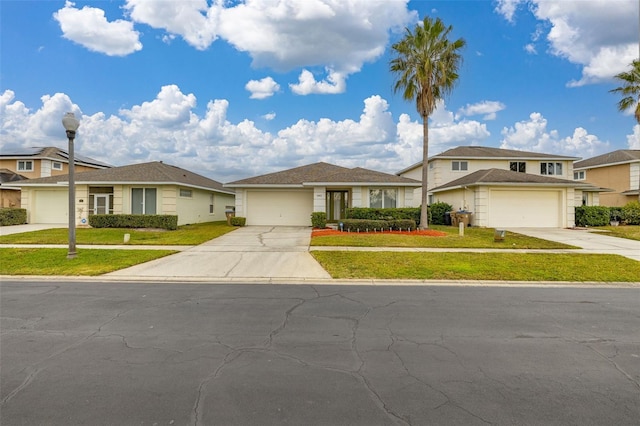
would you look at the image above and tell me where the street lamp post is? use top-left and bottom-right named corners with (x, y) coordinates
top-left (62, 112), bottom-right (80, 259)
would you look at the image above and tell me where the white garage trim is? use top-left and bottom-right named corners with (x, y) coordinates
top-left (488, 189), bottom-right (563, 228)
top-left (34, 190), bottom-right (68, 223)
top-left (246, 189), bottom-right (314, 226)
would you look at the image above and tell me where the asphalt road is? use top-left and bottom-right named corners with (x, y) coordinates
top-left (1, 280), bottom-right (639, 426)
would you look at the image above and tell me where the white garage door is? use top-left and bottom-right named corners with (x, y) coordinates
top-left (246, 190), bottom-right (314, 226)
top-left (33, 190), bottom-right (68, 223)
top-left (489, 189), bottom-right (563, 228)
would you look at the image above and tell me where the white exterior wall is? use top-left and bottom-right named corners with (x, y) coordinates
top-left (40, 160), bottom-right (52, 178)
top-left (313, 186), bottom-right (326, 212)
top-left (632, 163), bottom-right (640, 193)
top-left (351, 186), bottom-right (363, 207)
top-left (234, 188), bottom-right (246, 217)
top-left (175, 187), bottom-right (235, 225)
top-left (566, 188), bottom-right (575, 228)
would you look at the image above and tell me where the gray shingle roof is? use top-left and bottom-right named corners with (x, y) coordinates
top-left (0, 146), bottom-right (111, 168)
top-left (431, 168), bottom-right (597, 192)
top-left (226, 162), bottom-right (421, 186)
top-left (7, 161), bottom-right (233, 193)
top-left (573, 150), bottom-right (640, 169)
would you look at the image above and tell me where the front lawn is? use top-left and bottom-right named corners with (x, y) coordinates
top-left (312, 251), bottom-right (640, 282)
top-left (590, 225), bottom-right (640, 241)
top-left (311, 226), bottom-right (576, 249)
top-left (0, 221), bottom-right (236, 245)
top-left (0, 248), bottom-right (177, 276)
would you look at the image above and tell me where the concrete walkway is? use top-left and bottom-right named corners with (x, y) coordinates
top-left (105, 226), bottom-right (332, 281)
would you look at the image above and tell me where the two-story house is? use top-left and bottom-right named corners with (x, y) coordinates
top-left (0, 146), bottom-right (111, 210)
top-left (397, 146), bottom-right (603, 228)
top-left (573, 150), bottom-right (640, 207)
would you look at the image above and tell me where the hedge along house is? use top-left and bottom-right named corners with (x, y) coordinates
top-left (5, 161), bottom-right (235, 226)
top-left (428, 168), bottom-right (605, 228)
top-left (225, 162), bottom-right (421, 226)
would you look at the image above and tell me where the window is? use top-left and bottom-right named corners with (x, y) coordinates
top-left (541, 162), bottom-right (563, 176)
top-left (452, 161), bottom-right (468, 171)
top-left (574, 171), bottom-right (585, 180)
top-left (510, 161), bottom-right (526, 173)
top-left (17, 160), bottom-right (33, 171)
top-left (132, 188), bottom-right (157, 214)
top-left (209, 194), bottom-right (214, 214)
top-left (179, 188), bottom-right (192, 198)
top-left (369, 189), bottom-right (397, 208)
top-left (52, 162), bottom-right (63, 170)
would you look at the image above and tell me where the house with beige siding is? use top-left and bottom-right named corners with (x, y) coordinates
top-left (397, 146), bottom-right (604, 228)
top-left (573, 150), bottom-right (640, 206)
top-left (225, 162), bottom-right (421, 226)
top-left (4, 161), bottom-right (235, 226)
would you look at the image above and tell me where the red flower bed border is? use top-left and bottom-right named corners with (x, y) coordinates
top-left (312, 228), bottom-right (447, 237)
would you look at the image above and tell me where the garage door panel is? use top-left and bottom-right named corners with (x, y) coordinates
top-left (246, 190), bottom-right (313, 226)
top-left (34, 190), bottom-right (68, 223)
top-left (489, 190), bottom-right (562, 228)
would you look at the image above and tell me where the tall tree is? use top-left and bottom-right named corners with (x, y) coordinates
top-left (610, 59), bottom-right (640, 201)
top-left (390, 17), bottom-right (465, 228)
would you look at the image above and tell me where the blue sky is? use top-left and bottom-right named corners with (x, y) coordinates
top-left (1, 0), bottom-right (638, 182)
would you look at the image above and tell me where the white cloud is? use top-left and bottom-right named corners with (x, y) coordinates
top-left (263, 112), bottom-right (276, 121)
top-left (524, 43), bottom-right (536, 54)
top-left (627, 125), bottom-right (640, 149)
top-left (119, 85), bottom-right (196, 127)
top-left (290, 69), bottom-right (346, 95)
top-left (497, 0), bottom-right (638, 85)
top-left (500, 112), bottom-right (609, 157)
top-left (245, 77), bottom-right (280, 99)
top-left (53, 1), bottom-right (142, 56)
top-left (457, 101), bottom-right (506, 121)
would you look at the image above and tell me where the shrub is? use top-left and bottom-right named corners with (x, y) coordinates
top-left (230, 216), bottom-right (246, 226)
top-left (429, 202), bottom-right (453, 225)
top-left (346, 207), bottom-right (421, 225)
top-left (311, 212), bottom-right (327, 229)
top-left (0, 208), bottom-right (27, 226)
top-left (339, 218), bottom-right (416, 232)
top-left (574, 206), bottom-right (610, 227)
top-left (621, 201), bottom-right (640, 225)
top-left (89, 214), bottom-right (178, 230)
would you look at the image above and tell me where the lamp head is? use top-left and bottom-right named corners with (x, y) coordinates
top-left (62, 112), bottom-right (80, 132)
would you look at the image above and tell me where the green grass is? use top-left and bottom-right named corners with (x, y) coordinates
top-left (311, 226), bottom-right (576, 249)
top-left (311, 251), bottom-right (640, 282)
top-left (590, 225), bottom-right (640, 241)
top-left (0, 221), bottom-right (236, 245)
top-left (0, 248), bottom-right (177, 276)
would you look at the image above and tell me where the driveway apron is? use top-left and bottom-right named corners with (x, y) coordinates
top-left (507, 227), bottom-right (640, 261)
top-left (106, 226), bottom-right (332, 280)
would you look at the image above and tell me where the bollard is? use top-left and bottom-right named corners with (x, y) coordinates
top-left (458, 222), bottom-right (464, 236)
top-left (124, 233), bottom-right (130, 243)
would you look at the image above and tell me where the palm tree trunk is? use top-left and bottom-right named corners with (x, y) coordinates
top-left (420, 114), bottom-right (429, 229)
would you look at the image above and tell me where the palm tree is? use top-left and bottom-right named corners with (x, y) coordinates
top-left (390, 17), bottom-right (465, 228)
top-left (610, 59), bottom-right (640, 201)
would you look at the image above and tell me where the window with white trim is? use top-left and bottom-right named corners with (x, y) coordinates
top-left (132, 188), bottom-right (157, 215)
top-left (17, 160), bottom-right (33, 171)
top-left (574, 170), bottom-right (585, 180)
top-left (510, 161), bottom-right (526, 173)
top-left (540, 162), bottom-right (563, 176)
top-left (369, 189), bottom-right (397, 208)
top-left (452, 161), bottom-right (468, 171)
top-left (52, 162), bottom-right (63, 170)
top-left (179, 188), bottom-right (192, 198)
top-left (209, 194), bottom-right (214, 214)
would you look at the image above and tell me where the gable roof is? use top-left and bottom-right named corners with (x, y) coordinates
top-left (0, 146), bottom-right (111, 168)
top-left (573, 150), bottom-right (640, 169)
top-left (397, 146), bottom-right (579, 175)
top-left (226, 162), bottom-right (421, 187)
top-left (430, 168), bottom-right (601, 192)
top-left (5, 161), bottom-right (234, 194)
top-left (0, 169), bottom-right (28, 184)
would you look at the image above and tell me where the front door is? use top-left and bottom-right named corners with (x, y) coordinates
top-left (94, 194), bottom-right (109, 214)
top-left (327, 191), bottom-right (349, 221)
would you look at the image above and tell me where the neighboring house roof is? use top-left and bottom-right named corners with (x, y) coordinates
top-left (0, 168), bottom-right (28, 184)
top-left (226, 162), bottom-right (421, 187)
top-left (430, 168), bottom-right (603, 192)
top-left (0, 146), bottom-right (111, 168)
top-left (573, 149), bottom-right (640, 169)
top-left (4, 161), bottom-right (234, 194)
top-left (397, 146), bottom-right (579, 175)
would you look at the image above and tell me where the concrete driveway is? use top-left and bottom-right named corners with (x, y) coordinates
top-left (507, 227), bottom-right (640, 261)
top-left (106, 226), bottom-right (332, 281)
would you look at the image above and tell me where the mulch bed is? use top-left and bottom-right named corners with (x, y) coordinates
top-left (312, 228), bottom-right (448, 237)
